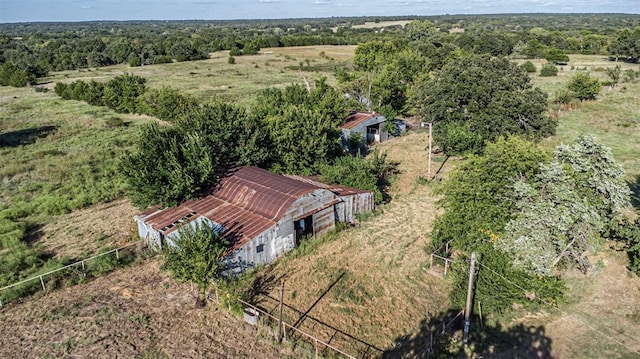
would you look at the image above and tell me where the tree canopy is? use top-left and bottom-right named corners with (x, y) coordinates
top-left (499, 135), bottom-right (631, 275)
top-left (120, 102), bottom-right (269, 208)
top-left (433, 135), bottom-right (634, 316)
top-left (162, 222), bottom-right (228, 306)
top-left (414, 54), bottom-right (555, 154)
top-left (253, 79), bottom-right (350, 174)
top-left (432, 136), bottom-right (563, 315)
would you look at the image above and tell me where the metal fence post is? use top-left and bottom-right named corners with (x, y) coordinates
top-left (115, 248), bottom-right (119, 260)
top-left (39, 276), bottom-right (46, 292)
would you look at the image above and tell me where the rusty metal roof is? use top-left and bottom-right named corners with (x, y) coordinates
top-left (135, 167), bottom-right (329, 250)
top-left (338, 111), bottom-right (383, 130)
top-left (284, 174), bottom-right (372, 197)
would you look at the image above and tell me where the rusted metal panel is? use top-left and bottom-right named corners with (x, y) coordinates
top-left (135, 166), bottom-right (375, 272)
top-left (339, 111), bottom-right (385, 130)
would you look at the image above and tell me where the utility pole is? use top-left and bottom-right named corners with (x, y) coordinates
top-left (277, 280), bottom-right (285, 343)
top-left (427, 122), bottom-right (433, 179)
top-left (463, 252), bottom-right (477, 343)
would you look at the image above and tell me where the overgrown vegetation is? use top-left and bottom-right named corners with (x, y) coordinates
top-left (320, 149), bottom-right (398, 203)
top-left (433, 134), bottom-right (636, 317)
top-left (162, 222), bottom-right (228, 306)
top-left (414, 55), bottom-right (555, 154)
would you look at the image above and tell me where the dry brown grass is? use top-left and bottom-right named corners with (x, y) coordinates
top-left (0, 258), bottom-right (290, 359)
top-left (256, 132), bottom-right (452, 355)
top-left (526, 250), bottom-right (640, 358)
top-left (45, 45), bottom-right (355, 106)
top-left (38, 199), bottom-right (139, 259)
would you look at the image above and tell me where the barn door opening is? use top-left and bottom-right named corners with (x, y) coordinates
top-left (295, 216), bottom-right (313, 243)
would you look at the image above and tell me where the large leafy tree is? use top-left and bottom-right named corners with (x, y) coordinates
top-left (609, 27), bottom-right (640, 63)
top-left (432, 136), bottom-right (564, 315)
top-left (253, 79), bottom-right (348, 174)
top-left (120, 101), bottom-right (270, 208)
top-left (341, 41), bottom-right (429, 116)
top-left (499, 135), bottom-right (631, 275)
top-left (415, 54), bottom-right (555, 154)
top-left (162, 222), bottom-right (228, 306)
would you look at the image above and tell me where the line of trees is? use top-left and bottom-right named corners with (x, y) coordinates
top-left (1, 15), bottom-right (639, 88)
top-left (52, 73), bottom-right (397, 209)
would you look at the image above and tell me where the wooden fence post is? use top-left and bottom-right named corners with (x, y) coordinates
top-left (277, 280), bottom-right (285, 343)
top-left (115, 248), bottom-right (120, 260)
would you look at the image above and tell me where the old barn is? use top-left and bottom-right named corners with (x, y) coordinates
top-left (134, 166), bottom-right (374, 273)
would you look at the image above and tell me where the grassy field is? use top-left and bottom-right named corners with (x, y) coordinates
top-left (45, 45), bottom-right (355, 107)
top-left (1, 47), bottom-right (640, 358)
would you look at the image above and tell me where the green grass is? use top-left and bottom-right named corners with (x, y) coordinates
top-left (45, 45), bottom-right (353, 108)
top-left (0, 87), bottom-right (147, 218)
top-left (530, 56), bottom-right (640, 181)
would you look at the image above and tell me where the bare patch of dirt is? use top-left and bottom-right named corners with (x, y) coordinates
top-left (0, 259), bottom-right (289, 359)
top-left (39, 199), bottom-right (139, 259)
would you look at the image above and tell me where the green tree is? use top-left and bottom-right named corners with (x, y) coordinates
top-left (162, 222), bottom-right (228, 306)
top-left (499, 135), bottom-right (631, 275)
top-left (567, 72), bottom-right (601, 101)
top-left (102, 73), bottom-right (147, 113)
top-left (520, 61), bottom-right (536, 73)
top-left (120, 101), bottom-right (270, 208)
top-left (319, 149), bottom-right (397, 204)
top-left (431, 136), bottom-right (564, 315)
top-left (139, 86), bottom-right (198, 122)
top-left (609, 27), bottom-right (640, 63)
top-left (415, 54), bottom-right (554, 154)
top-left (606, 65), bottom-right (622, 86)
top-left (254, 79), bottom-right (348, 174)
top-left (539, 63), bottom-right (559, 77)
top-left (545, 48), bottom-right (570, 63)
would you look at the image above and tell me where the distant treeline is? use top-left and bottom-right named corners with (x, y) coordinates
top-left (1, 14), bottom-right (639, 86)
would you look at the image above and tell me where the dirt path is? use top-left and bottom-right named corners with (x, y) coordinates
top-left (0, 259), bottom-right (289, 359)
top-left (256, 132), bottom-right (452, 355)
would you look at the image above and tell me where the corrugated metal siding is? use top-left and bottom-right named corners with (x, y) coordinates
top-left (136, 166), bottom-right (375, 275)
top-left (313, 206), bottom-right (336, 236)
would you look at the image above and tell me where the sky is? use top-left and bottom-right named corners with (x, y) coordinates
top-left (1, 0), bottom-right (638, 23)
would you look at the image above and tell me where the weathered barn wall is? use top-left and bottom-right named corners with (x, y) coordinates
top-left (135, 166), bottom-right (375, 275)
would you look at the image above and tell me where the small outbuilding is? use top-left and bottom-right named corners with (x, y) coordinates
top-left (134, 166), bottom-right (374, 274)
top-left (339, 111), bottom-right (388, 153)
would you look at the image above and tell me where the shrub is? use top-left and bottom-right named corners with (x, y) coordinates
top-left (567, 72), bottom-right (601, 101)
top-left (553, 89), bottom-right (574, 104)
top-left (228, 56), bottom-right (236, 64)
top-left (521, 61), bottom-right (536, 73)
top-left (105, 117), bottom-right (125, 128)
top-left (540, 63), bottom-right (558, 77)
top-left (229, 47), bottom-right (242, 57)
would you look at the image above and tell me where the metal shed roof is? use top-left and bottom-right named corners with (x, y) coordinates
top-left (135, 167), bottom-right (337, 249)
top-left (338, 111), bottom-right (384, 130)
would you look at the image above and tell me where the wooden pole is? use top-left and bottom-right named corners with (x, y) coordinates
top-left (428, 122), bottom-right (433, 179)
top-left (463, 252), bottom-right (477, 343)
top-left (277, 280), bottom-right (285, 343)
